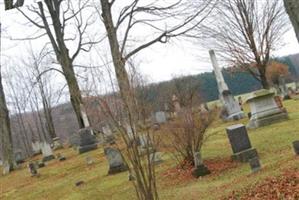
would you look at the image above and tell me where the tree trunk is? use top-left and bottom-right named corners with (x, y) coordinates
top-left (284, 0), bottom-right (299, 43)
top-left (61, 57), bottom-right (86, 129)
top-left (260, 73), bottom-right (270, 89)
top-left (100, 0), bottom-right (136, 121)
top-left (0, 69), bottom-right (15, 174)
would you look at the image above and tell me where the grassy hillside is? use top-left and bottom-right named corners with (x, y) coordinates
top-left (1, 99), bottom-right (299, 200)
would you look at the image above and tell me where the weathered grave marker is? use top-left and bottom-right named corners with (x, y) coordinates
top-left (249, 157), bottom-right (261, 173)
top-left (226, 124), bottom-right (258, 162)
top-left (14, 150), bottom-right (25, 164)
top-left (32, 141), bottom-right (41, 155)
top-left (191, 152), bottom-right (210, 178)
top-left (69, 127), bottom-right (98, 154)
top-left (150, 152), bottom-right (163, 165)
top-left (28, 162), bottom-right (38, 177)
top-left (209, 50), bottom-right (244, 120)
top-left (155, 111), bottom-right (167, 124)
top-left (41, 142), bottom-right (55, 162)
top-left (52, 137), bottom-right (63, 150)
top-left (292, 140), bottom-right (299, 155)
top-left (104, 147), bottom-right (128, 175)
top-left (246, 89), bottom-right (288, 129)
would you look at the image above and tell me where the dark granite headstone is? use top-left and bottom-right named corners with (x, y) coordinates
top-left (292, 141), bottom-right (299, 155)
top-left (69, 128), bottom-right (98, 154)
top-left (104, 147), bottom-right (128, 175)
top-left (249, 157), bottom-right (261, 173)
top-left (28, 162), bottom-right (38, 176)
top-left (226, 124), bottom-right (258, 162)
top-left (226, 124), bottom-right (252, 153)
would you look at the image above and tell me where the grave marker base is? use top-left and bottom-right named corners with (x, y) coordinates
top-left (231, 148), bottom-right (258, 163)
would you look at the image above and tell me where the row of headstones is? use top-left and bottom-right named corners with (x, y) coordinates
top-left (28, 153), bottom-right (66, 177)
top-left (6, 137), bottom-right (64, 167)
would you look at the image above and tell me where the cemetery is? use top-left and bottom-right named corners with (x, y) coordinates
top-left (0, 97), bottom-right (298, 199)
top-left (1, 1), bottom-right (299, 200)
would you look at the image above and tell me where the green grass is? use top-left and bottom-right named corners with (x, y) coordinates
top-left (1, 99), bottom-right (299, 200)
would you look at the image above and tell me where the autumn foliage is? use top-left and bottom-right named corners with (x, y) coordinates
top-left (266, 61), bottom-right (289, 86)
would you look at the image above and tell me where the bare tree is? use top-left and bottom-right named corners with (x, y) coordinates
top-left (22, 46), bottom-right (58, 140)
top-left (198, 0), bottom-right (288, 89)
top-left (18, 0), bottom-right (99, 129)
top-left (98, 1), bottom-right (214, 199)
top-left (0, 23), bottom-right (15, 174)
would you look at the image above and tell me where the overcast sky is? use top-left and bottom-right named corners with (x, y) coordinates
top-left (1, 0), bottom-right (299, 84)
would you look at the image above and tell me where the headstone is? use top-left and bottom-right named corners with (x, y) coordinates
top-left (138, 135), bottom-right (155, 156)
top-left (69, 127), bottom-right (98, 154)
top-left (150, 152), bottom-right (163, 165)
top-left (278, 75), bottom-right (289, 99)
top-left (249, 157), bottom-right (261, 173)
top-left (28, 162), bottom-right (38, 177)
top-left (292, 141), bottom-right (299, 155)
top-left (125, 124), bottom-right (134, 139)
top-left (15, 150), bottom-right (25, 164)
top-left (37, 161), bottom-right (45, 168)
top-left (191, 152), bottom-right (210, 178)
top-left (104, 147), bottom-right (128, 175)
top-left (246, 89), bottom-right (288, 129)
top-left (80, 104), bottom-right (91, 130)
top-left (155, 111), bottom-right (167, 124)
top-left (2, 162), bottom-right (11, 175)
top-left (86, 157), bottom-right (94, 165)
top-left (226, 124), bottom-right (258, 162)
top-left (32, 141), bottom-right (42, 155)
top-left (172, 95), bottom-right (181, 115)
top-left (209, 50), bottom-right (245, 120)
top-left (52, 137), bottom-right (63, 150)
top-left (41, 142), bottom-right (55, 162)
top-left (128, 173), bottom-right (136, 181)
top-left (56, 153), bottom-right (66, 161)
top-left (75, 181), bottom-right (84, 187)
top-left (102, 125), bottom-right (115, 144)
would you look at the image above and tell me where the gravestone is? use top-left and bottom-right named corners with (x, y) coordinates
top-left (172, 95), bottom-right (181, 116)
top-left (125, 124), bottom-right (134, 139)
top-left (278, 75), bottom-right (289, 99)
top-left (104, 147), bottom-right (128, 175)
top-left (32, 141), bottom-right (41, 155)
top-left (249, 157), bottom-right (261, 173)
top-left (209, 50), bottom-right (244, 120)
top-left (56, 153), bottom-right (66, 161)
top-left (15, 150), bottom-right (25, 164)
top-left (102, 125), bottom-right (115, 144)
top-left (292, 141), bottom-right (299, 155)
top-left (150, 152), bottom-right (163, 165)
top-left (86, 157), bottom-right (94, 165)
top-left (28, 162), bottom-right (38, 177)
top-left (155, 111), bottom-right (167, 124)
top-left (52, 137), bottom-right (63, 150)
top-left (37, 161), bottom-right (45, 168)
top-left (69, 127), bottom-right (98, 154)
top-left (138, 135), bottom-right (155, 156)
top-left (226, 124), bottom-right (258, 162)
top-left (246, 89), bottom-right (288, 129)
top-left (191, 152), bottom-right (210, 178)
top-left (41, 142), bottom-right (55, 162)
